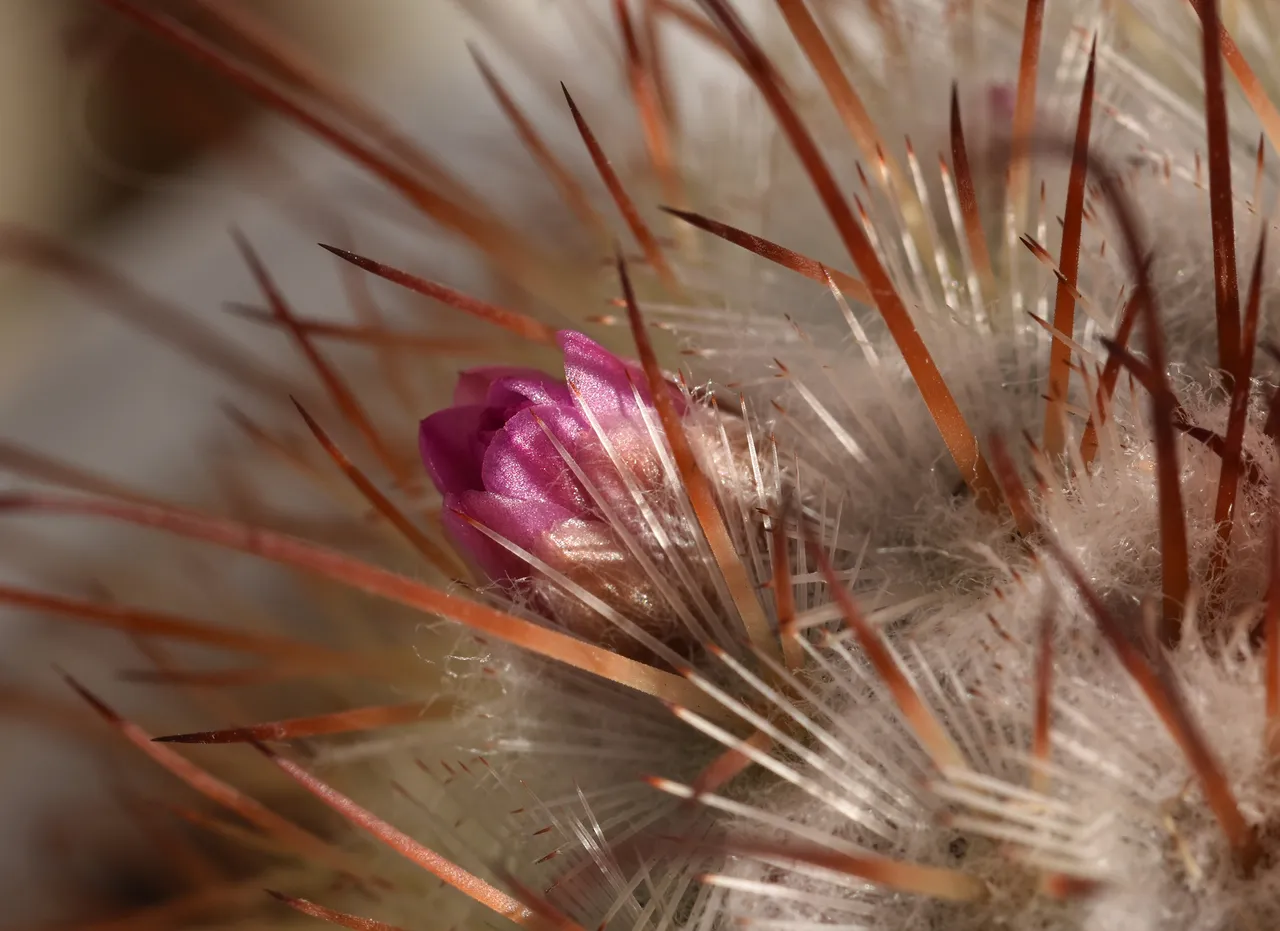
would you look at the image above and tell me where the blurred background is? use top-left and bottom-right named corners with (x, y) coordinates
top-left (0, 0), bottom-right (481, 385)
top-left (0, 1), bottom-right (488, 925)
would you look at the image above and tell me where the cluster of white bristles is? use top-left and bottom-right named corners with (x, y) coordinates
top-left (12, 1), bottom-right (1280, 930)
top-left (400, 1), bottom-right (1280, 929)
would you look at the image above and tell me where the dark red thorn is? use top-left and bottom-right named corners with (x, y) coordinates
top-left (1042, 542), bottom-right (1260, 874)
top-left (1126, 265), bottom-right (1190, 647)
top-left (92, 0), bottom-right (562, 302)
top-left (1197, 0), bottom-right (1242, 374)
top-left (1031, 590), bottom-right (1055, 795)
top-left (232, 231), bottom-right (411, 489)
top-left (153, 700), bottom-right (444, 745)
top-left (0, 492), bottom-right (719, 718)
top-left (1043, 37), bottom-right (1096, 462)
top-left (949, 83), bottom-right (995, 296)
top-left (290, 397), bottom-right (464, 578)
top-left (1100, 340), bottom-right (1264, 486)
top-left (614, 0), bottom-right (684, 213)
top-left (805, 529), bottom-right (966, 771)
top-left (1007, 0), bottom-right (1046, 224)
top-left (1209, 230), bottom-right (1266, 589)
top-left (987, 435), bottom-right (1038, 535)
top-left (660, 206), bottom-right (870, 302)
top-left (617, 251), bottom-right (780, 663)
top-left (256, 742), bottom-right (582, 928)
top-left (469, 45), bottom-right (607, 238)
top-left (0, 225), bottom-right (295, 402)
top-left (317, 244), bottom-right (557, 344)
top-left (562, 84), bottom-right (677, 290)
top-left (224, 302), bottom-right (487, 353)
top-left (194, 0), bottom-right (472, 203)
top-left (696, 0), bottom-right (1002, 512)
top-left (0, 583), bottom-right (339, 662)
top-left (1079, 290), bottom-right (1142, 466)
top-left (265, 890), bottom-right (410, 931)
top-left (1189, 0), bottom-right (1280, 161)
top-left (59, 672), bottom-right (360, 875)
top-left (770, 499), bottom-right (802, 669)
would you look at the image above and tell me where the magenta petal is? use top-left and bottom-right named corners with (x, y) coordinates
top-left (559, 331), bottom-right (644, 419)
top-left (453, 366), bottom-right (571, 409)
top-left (419, 405), bottom-right (488, 496)
top-left (422, 331), bottom-right (682, 588)
top-left (485, 375), bottom-right (574, 418)
top-left (444, 490), bottom-right (574, 583)
top-left (481, 406), bottom-right (591, 511)
top-left (454, 367), bottom-right (534, 406)
top-left (558, 330), bottom-right (685, 422)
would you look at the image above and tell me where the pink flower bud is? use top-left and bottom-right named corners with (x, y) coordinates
top-left (419, 331), bottom-right (689, 655)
